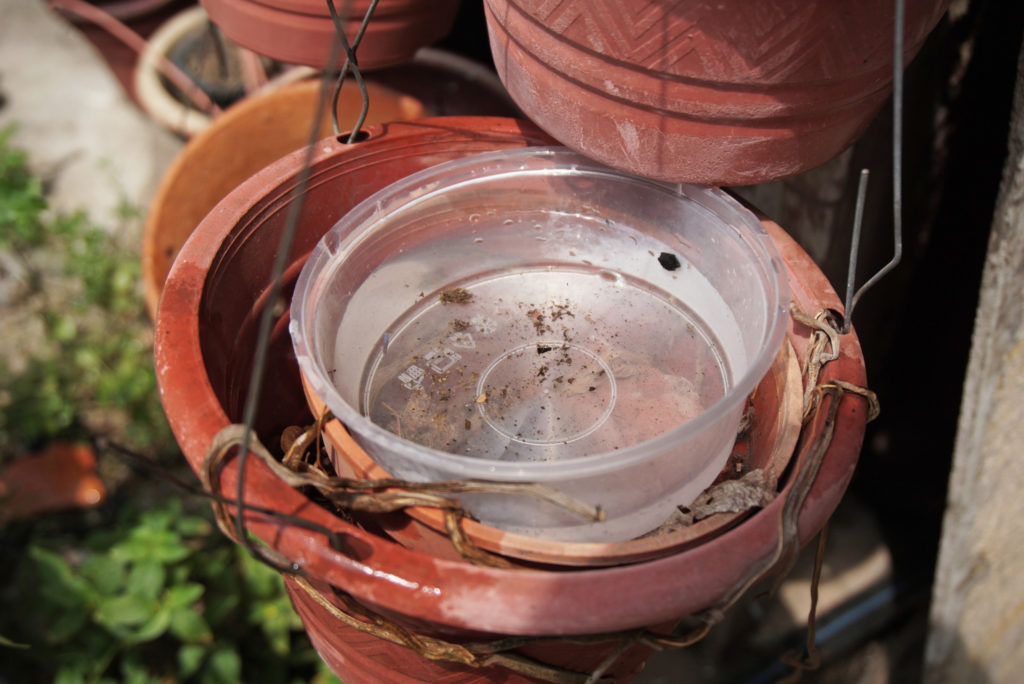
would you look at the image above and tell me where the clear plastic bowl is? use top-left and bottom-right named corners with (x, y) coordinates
top-left (290, 147), bottom-right (789, 542)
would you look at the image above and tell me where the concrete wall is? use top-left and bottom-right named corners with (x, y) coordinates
top-left (926, 41), bottom-right (1024, 684)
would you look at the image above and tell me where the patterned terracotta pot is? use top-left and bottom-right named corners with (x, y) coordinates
top-left (201, 0), bottom-right (460, 70)
top-left (484, 0), bottom-right (950, 185)
top-left (154, 117), bottom-right (869, 683)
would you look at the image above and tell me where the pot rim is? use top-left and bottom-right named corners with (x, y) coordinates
top-left (289, 145), bottom-right (791, 480)
top-left (155, 116), bottom-right (868, 636)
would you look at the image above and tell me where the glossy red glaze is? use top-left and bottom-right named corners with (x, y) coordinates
top-left (286, 576), bottom-right (654, 683)
top-left (200, 0), bottom-right (460, 70)
top-left (155, 117), bottom-right (868, 682)
top-left (484, 0), bottom-right (949, 185)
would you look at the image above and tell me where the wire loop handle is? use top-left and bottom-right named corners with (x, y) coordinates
top-left (842, 0), bottom-right (906, 333)
top-left (325, 0), bottom-right (379, 141)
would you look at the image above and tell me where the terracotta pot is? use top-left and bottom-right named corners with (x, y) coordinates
top-left (154, 117), bottom-right (868, 682)
top-left (484, 0), bottom-right (949, 185)
top-left (307, 339), bottom-right (803, 567)
top-left (141, 77), bottom-right (424, 318)
top-left (200, 0), bottom-right (461, 70)
top-left (0, 443), bottom-right (105, 520)
top-left (134, 4), bottom-right (236, 138)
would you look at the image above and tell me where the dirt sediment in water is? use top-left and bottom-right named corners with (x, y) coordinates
top-left (439, 288), bottom-right (474, 304)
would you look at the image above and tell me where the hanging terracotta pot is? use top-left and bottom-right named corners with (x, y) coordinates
top-left (484, 0), bottom-right (950, 185)
top-left (154, 117), bottom-right (869, 683)
top-left (200, 0), bottom-right (461, 70)
top-left (141, 76), bottom-right (424, 318)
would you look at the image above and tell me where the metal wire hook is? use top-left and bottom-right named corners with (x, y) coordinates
top-left (842, 0), bottom-right (906, 334)
top-left (325, 0), bottom-right (380, 142)
top-left (233, 21), bottom-right (347, 558)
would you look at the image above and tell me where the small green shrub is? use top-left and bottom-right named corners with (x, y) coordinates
top-left (0, 500), bottom-right (338, 683)
top-left (0, 125), bottom-right (48, 250)
top-left (0, 127), bottom-right (341, 683)
top-left (0, 124), bottom-right (172, 456)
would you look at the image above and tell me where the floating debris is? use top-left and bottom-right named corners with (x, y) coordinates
top-left (440, 288), bottom-right (474, 304)
top-left (658, 252), bottom-right (681, 271)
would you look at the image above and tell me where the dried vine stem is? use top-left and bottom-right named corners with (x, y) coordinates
top-left (202, 422), bottom-right (601, 569)
top-left (642, 308), bottom-right (878, 657)
top-left (790, 304), bottom-right (841, 418)
top-left (292, 576), bottom-right (611, 684)
top-left (777, 523), bottom-right (830, 683)
top-left (207, 424), bottom-right (602, 520)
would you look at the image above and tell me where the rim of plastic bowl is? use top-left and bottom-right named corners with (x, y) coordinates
top-left (290, 147), bottom-right (790, 481)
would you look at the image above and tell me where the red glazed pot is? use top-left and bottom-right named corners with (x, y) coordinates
top-left (484, 0), bottom-right (949, 185)
top-left (154, 117), bottom-right (869, 682)
top-left (201, 0), bottom-right (460, 70)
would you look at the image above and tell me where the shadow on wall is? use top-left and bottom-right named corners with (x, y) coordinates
top-left (849, 0), bottom-right (1024, 588)
top-left (923, 625), bottom-right (994, 684)
top-left (735, 0), bottom-right (1024, 594)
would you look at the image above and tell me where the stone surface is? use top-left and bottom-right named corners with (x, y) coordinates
top-left (0, 0), bottom-right (181, 231)
top-left (925, 39), bottom-right (1024, 684)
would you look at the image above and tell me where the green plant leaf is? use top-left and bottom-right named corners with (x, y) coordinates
top-left (138, 500), bottom-right (180, 531)
top-left (239, 546), bottom-right (285, 599)
top-left (203, 590), bottom-right (239, 627)
top-left (0, 633), bottom-right (30, 649)
top-left (78, 553), bottom-right (127, 597)
top-left (249, 594), bottom-right (301, 657)
top-left (94, 594), bottom-right (153, 629)
top-left (28, 546), bottom-right (93, 607)
top-left (112, 527), bottom-right (189, 565)
top-left (178, 643), bottom-right (207, 678)
top-left (169, 607), bottom-right (213, 644)
top-left (201, 646), bottom-right (242, 684)
top-left (119, 653), bottom-right (160, 684)
top-left (125, 604), bottom-right (172, 644)
top-left (54, 665), bottom-right (88, 684)
top-left (51, 314), bottom-right (78, 343)
top-left (175, 512), bottom-right (214, 538)
top-left (165, 582), bottom-right (205, 609)
top-left (126, 559), bottom-right (166, 601)
top-left (47, 607), bottom-right (90, 644)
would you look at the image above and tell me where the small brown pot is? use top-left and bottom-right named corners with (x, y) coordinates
top-left (484, 0), bottom-right (949, 185)
top-left (200, 0), bottom-right (461, 70)
top-left (141, 77), bottom-right (424, 318)
top-left (154, 117), bottom-right (869, 683)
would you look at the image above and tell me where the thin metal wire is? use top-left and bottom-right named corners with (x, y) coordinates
top-left (98, 437), bottom-right (349, 555)
top-left (842, 0), bottom-right (906, 332)
top-left (325, 0), bottom-right (380, 141)
top-left (842, 169), bottom-right (870, 334)
top-left (234, 25), bottom-right (346, 554)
